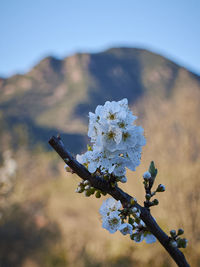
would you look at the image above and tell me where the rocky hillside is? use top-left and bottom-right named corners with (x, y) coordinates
top-left (1, 48), bottom-right (200, 266)
top-left (0, 47), bottom-right (200, 153)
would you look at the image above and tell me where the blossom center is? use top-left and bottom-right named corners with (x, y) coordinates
top-left (109, 217), bottom-right (119, 225)
top-left (123, 132), bottom-right (130, 141)
top-left (107, 131), bottom-right (115, 140)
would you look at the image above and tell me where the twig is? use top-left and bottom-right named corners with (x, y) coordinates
top-left (48, 135), bottom-right (190, 267)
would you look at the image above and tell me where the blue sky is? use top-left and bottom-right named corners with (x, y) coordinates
top-left (0, 0), bottom-right (200, 77)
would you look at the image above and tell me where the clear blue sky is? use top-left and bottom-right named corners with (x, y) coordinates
top-left (0, 0), bottom-right (200, 77)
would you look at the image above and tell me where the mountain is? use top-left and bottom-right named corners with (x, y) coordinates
top-left (1, 48), bottom-right (200, 266)
top-left (0, 47), bottom-right (200, 153)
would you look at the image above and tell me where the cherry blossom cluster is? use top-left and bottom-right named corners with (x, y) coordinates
top-left (76, 99), bottom-right (146, 183)
top-left (62, 98), bottom-right (188, 252)
top-left (99, 197), bottom-right (156, 244)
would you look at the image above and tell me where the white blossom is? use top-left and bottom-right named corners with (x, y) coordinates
top-left (132, 220), bottom-right (156, 244)
top-left (99, 198), bottom-right (122, 217)
top-left (76, 98), bottom-right (146, 183)
top-left (102, 211), bottom-right (121, 234)
top-left (119, 223), bottom-right (133, 235)
top-left (144, 232), bottom-right (157, 244)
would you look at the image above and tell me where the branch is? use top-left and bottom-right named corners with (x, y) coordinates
top-left (48, 136), bottom-right (190, 267)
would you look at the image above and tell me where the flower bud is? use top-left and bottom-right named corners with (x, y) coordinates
top-left (157, 184), bottom-right (165, 192)
top-left (95, 191), bottom-right (101, 198)
top-left (143, 171), bottom-right (151, 180)
top-left (181, 238), bottom-right (188, 248)
top-left (177, 237), bottom-right (188, 248)
top-left (78, 181), bottom-right (84, 186)
top-left (120, 176), bottom-right (127, 183)
top-left (84, 185), bottom-right (90, 190)
top-left (145, 194), bottom-right (151, 200)
top-left (75, 187), bottom-right (84, 193)
top-left (170, 240), bottom-right (177, 248)
top-left (83, 180), bottom-right (90, 185)
top-left (177, 228), bottom-right (184, 236)
top-left (132, 207), bottom-right (137, 213)
top-left (130, 198), bottom-right (137, 205)
top-left (64, 164), bottom-right (71, 172)
top-left (84, 190), bottom-right (91, 197)
top-left (170, 230), bottom-right (176, 237)
top-left (90, 187), bottom-right (96, 194)
top-left (148, 161), bottom-right (157, 178)
top-left (152, 199), bottom-right (159, 205)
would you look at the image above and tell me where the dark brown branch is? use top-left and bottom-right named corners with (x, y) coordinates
top-left (49, 136), bottom-right (190, 267)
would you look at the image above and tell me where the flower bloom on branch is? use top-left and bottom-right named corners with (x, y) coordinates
top-left (76, 98), bottom-right (146, 183)
top-left (75, 99), bottom-right (156, 244)
top-left (132, 220), bottom-right (156, 244)
top-left (99, 197), bottom-right (122, 217)
top-left (119, 223), bottom-right (133, 235)
top-left (102, 211), bottom-right (122, 234)
top-left (100, 198), bottom-right (122, 234)
top-left (99, 197), bottom-right (156, 244)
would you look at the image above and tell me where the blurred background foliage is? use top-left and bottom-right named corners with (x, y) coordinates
top-left (0, 48), bottom-right (200, 266)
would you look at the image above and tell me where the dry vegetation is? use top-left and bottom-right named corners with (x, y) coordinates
top-left (0, 48), bottom-right (200, 266)
top-left (0, 83), bottom-right (199, 267)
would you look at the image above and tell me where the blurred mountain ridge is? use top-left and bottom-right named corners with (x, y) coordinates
top-left (0, 47), bottom-right (200, 153)
top-left (1, 47), bottom-right (200, 266)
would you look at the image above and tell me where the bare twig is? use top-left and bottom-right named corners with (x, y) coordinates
top-left (49, 135), bottom-right (190, 267)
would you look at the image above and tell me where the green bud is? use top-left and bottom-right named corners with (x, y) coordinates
top-left (148, 161), bottom-right (158, 178)
top-left (177, 228), bottom-right (184, 236)
top-left (177, 238), bottom-right (188, 248)
top-left (84, 190), bottom-right (91, 197)
top-left (130, 198), bottom-right (137, 205)
top-left (65, 166), bottom-right (71, 172)
top-left (78, 181), bottom-right (84, 187)
top-left (145, 194), bottom-right (151, 200)
top-left (95, 191), bottom-right (101, 198)
top-left (133, 233), bottom-right (142, 242)
top-left (170, 230), bottom-right (176, 237)
top-left (152, 199), bottom-right (159, 205)
top-left (181, 238), bottom-right (188, 248)
top-left (156, 184), bottom-right (165, 192)
top-left (170, 240), bottom-right (177, 248)
top-left (90, 187), bottom-right (96, 194)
